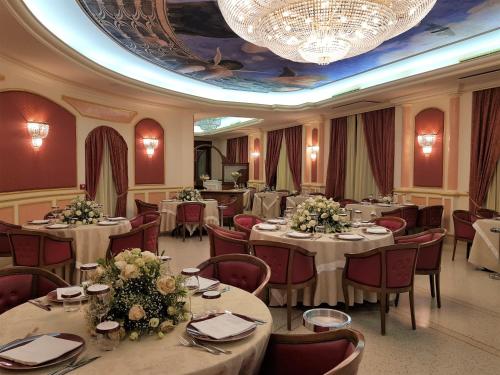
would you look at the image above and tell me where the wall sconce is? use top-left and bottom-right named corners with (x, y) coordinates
top-left (307, 145), bottom-right (319, 161)
top-left (143, 138), bottom-right (159, 157)
top-left (27, 122), bottom-right (49, 150)
top-left (251, 151), bottom-right (260, 158)
top-left (417, 134), bottom-right (436, 156)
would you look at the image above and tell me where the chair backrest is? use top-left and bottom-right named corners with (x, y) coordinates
top-left (276, 190), bottom-right (290, 194)
top-left (129, 211), bottom-right (161, 229)
top-left (222, 198), bottom-right (239, 217)
top-left (176, 202), bottom-right (205, 223)
top-left (417, 205), bottom-right (443, 228)
top-left (395, 228), bottom-right (447, 271)
top-left (452, 210), bottom-right (477, 240)
top-left (401, 205), bottom-right (419, 229)
top-left (135, 199), bottom-right (158, 214)
top-left (197, 254), bottom-right (270, 296)
top-left (142, 220), bottom-right (161, 253)
top-left (372, 217), bottom-right (407, 237)
top-left (234, 214), bottom-right (263, 238)
top-left (339, 199), bottom-right (359, 208)
top-left (250, 240), bottom-right (316, 286)
top-left (260, 329), bottom-right (365, 375)
top-left (476, 208), bottom-right (498, 219)
top-left (381, 207), bottom-right (403, 218)
top-left (0, 220), bottom-right (21, 257)
top-left (206, 224), bottom-right (248, 257)
top-left (107, 227), bottom-right (144, 258)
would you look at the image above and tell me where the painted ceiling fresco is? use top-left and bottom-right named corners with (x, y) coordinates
top-left (77, 0), bottom-right (500, 93)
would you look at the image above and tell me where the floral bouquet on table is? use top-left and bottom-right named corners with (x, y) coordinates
top-left (200, 174), bottom-right (210, 182)
top-left (89, 249), bottom-right (189, 341)
top-left (177, 188), bottom-right (201, 202)
top-left (231, 171), bottom-right (241, 188)
top-left (291, 196), bottom-right (351, 233)
top-left (61, 196), bottom-right (102, 225)
top-left (381, 195), bottom-right (393, 204)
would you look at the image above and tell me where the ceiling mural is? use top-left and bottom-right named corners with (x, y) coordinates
top-left (77, 0), bottom-right (500, 93)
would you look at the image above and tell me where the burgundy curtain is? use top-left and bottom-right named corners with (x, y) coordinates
top-left (362, 107), bottom-right (395, 195)
top-left (284, 125), bottom-right (302, 191)
top-left (325, 117), bottom-right (348, 199)
top-left (469, 87), bottom-right (500, 211)
top-left (237, 136), bottom-right (248, 163)
top-left (226, 138), bottom-right (238, 163)
top-left (265, 129), bottom-right (284, 187)
top-left (85, 126), bottom-right (128, 217)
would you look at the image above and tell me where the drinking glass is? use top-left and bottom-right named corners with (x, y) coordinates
top-left (87, 284), bottom-right (111, 325)
top-left (182, 268), bottom-right (200, 319)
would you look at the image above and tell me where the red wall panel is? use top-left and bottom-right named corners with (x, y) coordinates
top-left (0, 91), bottom-right (77, 192)
top-left (134, 118), bottom-right (164, 185)
top-left (413, 108), bottom-right (444, 187)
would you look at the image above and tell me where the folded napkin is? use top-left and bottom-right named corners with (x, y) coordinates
top-left (56, 286), bottom-right (85, 300)
top-left (191, 313), bottom-right (256, 340)
top-left (256, 223), bottom-right (277, 231)
top-left (367, 227), bottom-right (388, 234)
top-left (0, 335), bottom-right (82, 366)
top-left (196, 277), bottom-right (219, 291)
top-left (108, 217), bottom-right (126, 221)
top-left (267, 219), bottom-right (286, 225)
top-left (286, 231), bottom-right (312, 238)
top-left (46, 223), bottom-right (69, 229)
top-left (338, 234), bottom-right (364, 240)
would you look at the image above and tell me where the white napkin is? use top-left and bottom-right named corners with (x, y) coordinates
top-left (97, 221), bottom-right (118, 226)
top-left (367, 227), bottom-right (389, 234)
top-left (196, 277), bottom-right (219, 291)
top-left (256, 223), bottom-right (278, 231)
top-left (46, 223), bottom-right (69, 229)
top-left (191, 313), bottom-right (256, 340)
top-left (30, 220), bottom-right (49, 224)
top-left (338, 234), bottom-right (364, 240)
top-left (0, 335), bottom-right (82, 366)
top-left (286, 231), bottom-right (312, 238)
top-left (108, 217), bottom-right (126, 221)
top-left (56, 286), bottom-right (84, 300)
top-left (267, 219), bottom-right (286, 225)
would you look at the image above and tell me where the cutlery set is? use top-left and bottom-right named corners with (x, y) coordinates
top-left (47, 355), bottom-right (100, 375)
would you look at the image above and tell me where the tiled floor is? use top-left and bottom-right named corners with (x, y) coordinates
top-left (159, 233), bottom-right (500, 375)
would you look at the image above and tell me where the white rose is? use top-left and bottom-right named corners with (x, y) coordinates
top-left (321, 213), bottom-right (328, 219)
top-left (82, 219), bottom-right (87, 224)
top-left (149, 318), bottom-right (160, 328)
top-left (142, 251), bottom-right (157, 263)
top-left (309, 220), bottom-right (317, 227)
top-left (115, 252), bottom-right (125, 262)
top-left (300, 224), bottom-right (307, 231)
top-left (75, 210), bottom-right (82, 216)
top-left (131, 248), bottom-right (141, 255)
top-left (122, 264), bottom-right (140, 279)
top-left (134, 258), bottom-right (145, 268)
top-left (77, 202), bottom-right (81, 207)
top-left (89, 211), bottom-right (94, 218)
top-left (156, 276), bottom-right (176, 295)
top-left (115, 260), bottom-right (127, 270)
top-left (332, 215), bottom-right (339, 221)
top-left (128, 304), bottom-right (146, 321)
top-left (129, 331), bottom-right (139, 341)
top-left (86, 201), bottom-right (91, 205)
top-left (93, 219), bottom-right (98, 224)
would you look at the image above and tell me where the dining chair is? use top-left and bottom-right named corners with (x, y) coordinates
top-left (221, 198), bottom-right (239, 229)
top-left (381, 206), bottom-right (418, 233)
top-left (342, 243), bottom-right (419, 335)
top-left (106, 220), bottom-right (160, 259)
top-left (339, 199), bottom-right (359, 208)
top-left (260, 329), bottom-right (365, 375)
top-left (417, 205), bottom-right (444, 231)
top-left (234, 214), bottom-right (263, 239)
top-left (280, 194), bottom-right (292, 216)
top-left (0, 266), bottom-right (69, 314)
top-left (8, 229), bottom-right (75, 283)
top-left (129, 211), bottom-right (161, 229)
top-left (134, 199), bottom-right (159, 214)
top-left (476, 208), bottom-right (498, 219)
top-left (250, 240), bottom-right (317, 330)
top-left (371, 216), bottom-right (407, 237)
top-left (197, 254), bottom-right (271, 297)
top-left (452, 210), bottom-right (478, 261)
top-left (0, 220), bottom-right (21, 258)
top-left (395, 228), bottom-right (447, 308)
top-left (176, 202), bottom-right (206, 242)
top-left (206, 224), bottom-right (249, 257)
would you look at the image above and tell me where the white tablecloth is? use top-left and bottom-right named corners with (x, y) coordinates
top-left (469, 219), bottom-right (500, 272)
top-left (22, 222), bottom-right (131, 268)
top-left (249, 224), bottom-right (394, 306)
top-left (160, 200), bottom-right (219, 233)
top-left (0, 286), bottom-right (272, 375)
top-left (251, 192), bottom-right (284, 218)
top-left (285, 195), bottom-right (311, 210)
top-left (345, 203), bottom-right (414, 221)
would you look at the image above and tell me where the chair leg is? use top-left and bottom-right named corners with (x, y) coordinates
top-left (386, 294), bottom-right (390, 313)
top-left (409, 288), bottom-right (416, 330)
top-left (199, 225), bottom-right (202, 241)
top-left (342, 280), bottom-right (349, 312)
top-left (182, 224), bottom-right (186, 242)
top-left (429, 274), bottom-right (435, 298)
top-left (379, 292), bottom-right (386, 335)
top-left (435, 273), bottom-right (441, 309)
top-left (286, 287), bottom-right (292, 331)
top-left (395, 293), bottom-right (400, 307)
top-left (452, 238), bottom-right (457, 261)
top-left (466, 242), bottom-right (471, 259)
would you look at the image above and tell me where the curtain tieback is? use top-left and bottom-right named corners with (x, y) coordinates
top-left (117, 190), bottom-right (128, 198)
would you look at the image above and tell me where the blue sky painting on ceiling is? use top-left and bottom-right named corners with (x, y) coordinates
top-left (78, 0), bottom-right (500, 93)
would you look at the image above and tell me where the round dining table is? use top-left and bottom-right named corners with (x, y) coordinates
top-left (249, 224), bottom-right (394, 306)
top-left (0, 286), bottom-right (272, 375)
top-left (345, 202), bottom-right (418, 221)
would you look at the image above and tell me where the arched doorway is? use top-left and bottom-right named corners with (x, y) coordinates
top-left (85, 126), bottom-right (128, 216)
top-left (193, 143), bottom-right (227, 188)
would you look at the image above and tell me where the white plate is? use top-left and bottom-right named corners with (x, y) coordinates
top-left (267, 219), bottom-right (286, 225)
top-left (402, 202), bottom-right (415, 206)
top-left (366, 227), bottom-right (389, 234)
top-left (97, 221), bottom-right (118, 226)
top-left (337, 234), bottom-right (364, 241)
top-left (30, 220), bottom-right (50, 225)
top-left (286, 231), bottom-right (313, 239)
top-left (46, 224), bottom-right (69, 229)
top-left (108, 217), bottom-right (127, 221)
top-left (256, 223), bottom-right (278, 231)
top-left (377, 203), bottom-right (392, 207)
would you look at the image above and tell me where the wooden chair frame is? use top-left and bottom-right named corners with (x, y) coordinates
top-left (417, 205), bottom-right (444, 231)
top-left (452, 210), bottom-right (477, 261)
top-left (135, 199), bottom-right (159, 213)
top-left (342, 243), bottom-right (419, 335)
top-left (221, 198), bottom-right (239, 229)
top-left (206, 224), bottom-right (250, 257)
top-left (197, 254), bottom-right (271, 297)
top-left (0, 220), bottom-right (21, 258)
top-left (176, 202), bottom-right (206, 242)
top-left (371, 216), bottom-right (407, 238)
top-left (250, 240), bottom-right (317, 330)
top-left (476, 208), bottom-right (498, 219)
top-left (233, 214), bottom-right (262, 239)
top-left (106, 220), bottom-right (160, 259)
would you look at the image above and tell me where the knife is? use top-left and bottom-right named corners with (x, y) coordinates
top-left (0, 333), bottom-right (59, 353)
top-left (28, 300), bottom-right (51, 311)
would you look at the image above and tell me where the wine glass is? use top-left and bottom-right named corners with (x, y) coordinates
top-left (182, 268), bottom-right (200, 319)
top-left (87, 284), bottom-right (111, 325)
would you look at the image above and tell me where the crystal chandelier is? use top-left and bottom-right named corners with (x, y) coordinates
top-left (217, 0), bottom-right (436, 65)
top-left (196, 118), bottom-right (223, 132)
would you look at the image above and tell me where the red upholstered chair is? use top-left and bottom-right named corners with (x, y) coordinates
top-left (234, 214), bottom-right (263, 239)
top-left (0, 266), bottom-right (69, 314)
top-left (417, 205), bottom-right (444, 231)
top-left (8, 230), bottom-right (75, 283)
top-left (176, 202), bottom-right (206, 241)
top-left (206, 224), bottom-right (249, 257)
top-left (371, 216), bottom-right (407, 237)
top-left (106, 221), bottom-right (160, 259)
top-left (395, 228), bottom-right (447, 308)
top-left (476, 208), bottom-right (498, 219)
top-left (142, 219), bottom-right (161, 253)
top-left (197, 254), bottom-right (270, 297)
top-left (339, 199), bottom-right (359, 208)
top-left (0, 220), bottom-right (21, 258)
top-left (260, 329), bottom-right (365, 375)
top-left (221, 198), bottom-right (239, 229)
top-left (452, 210), bottom-right (478, 261)
top-left (251, 240), bottom-right (317, 330)
top-left (129, 211), bottom-right (161, 229)
top-left (381, 206), bottom-right (418, 233)
top-left (342, 243), bottom-right (419, 335)
top-left (135, 199), bottom-right (158, 214)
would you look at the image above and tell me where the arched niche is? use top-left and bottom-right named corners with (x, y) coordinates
top-left (135, 118), bottom-right (165, 185)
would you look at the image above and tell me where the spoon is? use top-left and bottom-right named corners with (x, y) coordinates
top-left (178, 336), bottom-right (219, 355)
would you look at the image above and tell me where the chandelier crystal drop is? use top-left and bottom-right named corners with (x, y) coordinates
top-left (196, 118), bottom-right (223, 132)
top-left (217, 0), bottom-right (436, 65)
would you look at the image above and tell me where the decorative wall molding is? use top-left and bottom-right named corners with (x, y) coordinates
top-left (62, 95), bottom-right (137, 123)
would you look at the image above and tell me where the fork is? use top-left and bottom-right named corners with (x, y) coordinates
top-left (178, 336), bottom-right (219, 355)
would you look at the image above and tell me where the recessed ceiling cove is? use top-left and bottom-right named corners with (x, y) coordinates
top-left (77, 0), bottom-right (499, 93)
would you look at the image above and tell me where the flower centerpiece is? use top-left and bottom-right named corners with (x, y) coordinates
top-left (231, 171), bottom-right (241, 188)
top-left (62, 196), bottom-right (102, 225)
top-left (89, 249), bottom-right (188, 340)
top-left (291, 196), bottom-right (350, 233)
top-left (177, 188), bottom-right (201, 202)
top-left (200, 174), bottom-right (210, 182)
top-left (381, 195), bottom-right (392, 204)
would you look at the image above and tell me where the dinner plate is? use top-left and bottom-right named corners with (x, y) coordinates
top-left (365, 227), bottom-right (390, 234)
top-left (186, 313), bottom-right (257, 343)
top-left (107, 217), bottom-right (127, 221)
top-left (97, 221), bottom-right (118, 226)
top-left (29, 220), bottom-right (50, 225)
top-left (255, 223), bottom-right (278, 231)
top-left (46, 290), bottom-right (88, 304)
top-left (286, 231), bottom-right (313, 239)
top-left (266, 218), bottom-right (286, 225)
top-left (45, 224), bottom-right (69, 229)
top-left (0, 333), bottom-right (85, 371)
top-left (377, 203), bottom-right (392, 207)
top-left (335, 234), bottom-right (364, 241)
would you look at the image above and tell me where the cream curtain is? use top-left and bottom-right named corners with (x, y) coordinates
top-left (344, 115), bottom-right (379, 201)
top-left (95, 141), bottom-right (117, 216)
top-left (485, 160), bottom-right (499, 211)
top-left (276, 138), bottom-right (295, 192)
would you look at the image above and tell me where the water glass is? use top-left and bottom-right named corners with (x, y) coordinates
top-left (87, 284), bottom-right (111, 324)
top-left (96, 321), bottom-right (121, 351)
top-left (62, 289), bottom-right (82, 312)
top-left (182, 268), bottom-right (200, 318)
top-left (202, 290), bottom-right (221, 316)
